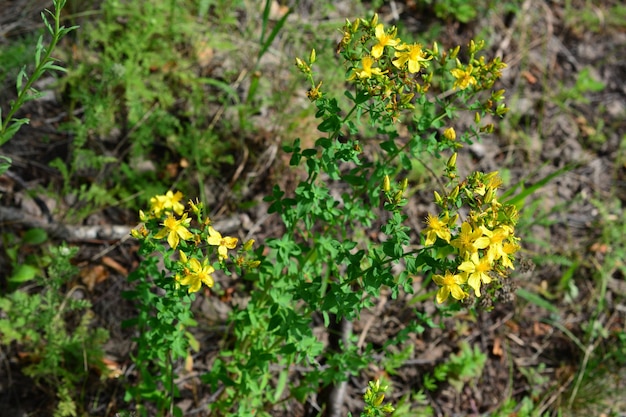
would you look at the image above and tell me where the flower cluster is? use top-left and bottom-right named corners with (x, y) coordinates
top-left (363, 379), bottom-right (395, 415)
top-left (132, 191), bottom-right (258, 293)
top-left (302, 14), bottom-right (508, 119)
top-left (423, 154), bottom-right (520, 303)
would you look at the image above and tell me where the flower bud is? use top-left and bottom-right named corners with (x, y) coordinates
top-left (484, 187), bottom-right (495, 204)
top-left (400, 178), bottom-right (408, 192)
top-left (383, 175), bottom-right (390, 192)
top-left (504, 205), bottom-right (519, 222)
top-left (449, 186), bottom-right (459, 200)
top-left (434, 190), bottom-right (443, 204)
top-left (309, 49), bottom-right (316, 64)
top-left (493, 89), bottom-right (505, 101)
top-left (484, 171), bottom-right (500, 184)
top-left (246, 260), bottom-right (261, 268)
top-left (400, 93), bottom-right (415, 105)
top-left (496, 103), bottom-right (509, 116)
top-left (243, 239), bottom-right (255, 251)
top-left (443, 127), bottom-right (456, 141)
top-left (447, 152), bottom-right (457, 170)
top-left (295, 57), bottom-right (310, 74)
top-left (469, 39), bottom-right (476, 54)
top-left (370, 13), bottom-right (378, 28)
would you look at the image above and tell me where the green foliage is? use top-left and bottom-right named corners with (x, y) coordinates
top-left (416, 0), bottom-right (491, 23)
top-left (390, 389), bottom-right (434, 417)
top-left (564, 2), bottom-right (626, 33)
top-left (557, 67), bottom-right (605, 105)
top-left (59, 0), bottom-right (288, 217)
top-left (424, 341), bottom-right (487, 393)
top-left (0, 244), bottom-right (109, 417)
top-left (0, 31), bottom-right (40, 86)
top-left (1, 228), bottom-right (49, 292)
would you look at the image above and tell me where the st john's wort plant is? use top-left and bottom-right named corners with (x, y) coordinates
top-left (125, 192), bottom-right (256, 417)
top-left (128, 14), bottom-right (520, 416)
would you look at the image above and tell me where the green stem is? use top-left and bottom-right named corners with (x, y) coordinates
top-left (1, 0), bottom-right (67, 144)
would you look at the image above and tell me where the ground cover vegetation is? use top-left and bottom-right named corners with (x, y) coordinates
top-left (0, 0), bottom-right (625, 416)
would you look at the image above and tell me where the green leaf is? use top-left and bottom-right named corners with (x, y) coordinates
top-left (516, 288), bottom-right (560, 315)
top-left (0, 155), bottom-right (12, 175)
top-left (34, 36), bottom-right (44, 67)
top-left (9, 264), bottom-right (39, 284)
top-left (185, 331), bottom-right (200, 352)
top-left (0, 298), bottom-right (11, 311)
top-left (273, 368), bottom-right (288, 403)
top-left (198, 77), bottom-right (241, 104)
top-left (40, 11), bottom-right (53, 35)
top-left (45, 64), bottom-right (68, 73)
top-left (16, 66), bottom-right (27, 92)
top-left (22, 228), bottom-right (48, 245)
top-left (502, 164), bottom-right (573, 209)
top-left (318, 116), bottom-right (340, 133)
top-left (257, 4), bottom-right (291, 62)
top-left (0, 318), bottom-right (22, 344)
top-left (0, 118), bottom-right (30, 146)
top-left (380, 140), bottom-right (398, 153)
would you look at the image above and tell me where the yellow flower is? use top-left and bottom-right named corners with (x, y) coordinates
top-left (500, 240), bottom-right (520, 270)
top-left (371, 24), bottom-right (400, 59)
top-left (433, 271), bottom-right (467, 303)
top-left (353, 56), bottom-right (387, 79)
top-left (150, 190), bottom-right (185, 216)
top-left (481, 226), bottom-right (510, 263)
top-left (458, 253), bottom-right (493, 297)
top-left (207, 226), bottom-right (238, 260)
top-left (423, 213), bottom-right (451, 246)
top-left (450, 222), bottom-right (490, 257)
top-left (392, 43), bottom-right (431, 73)
top-left (178, 257), bottom-right (215, 293)
top-left (451, 65), bottom-right (477, 90)
top-left (154, 213), bottom-right (193, 249)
